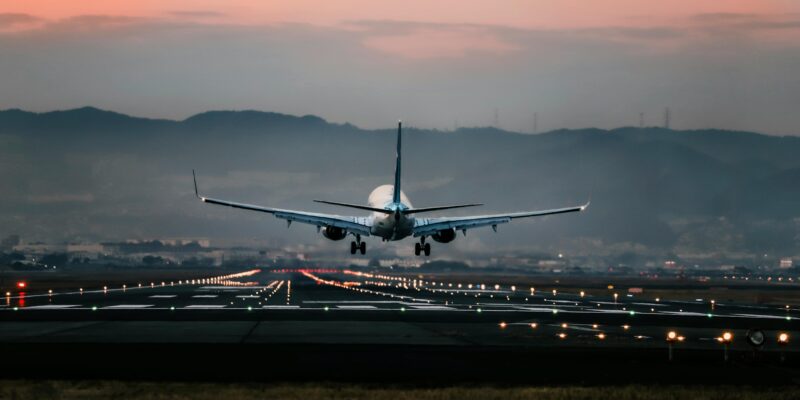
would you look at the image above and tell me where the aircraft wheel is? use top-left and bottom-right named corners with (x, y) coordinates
top-left (424, 243), bottom-right (431, 256)
top-left (350, 241), bottom-right (357, 254)
top-left (414, 242), bottom-right (421, 256)
top-left (359, 241), bottom-right (366, 255)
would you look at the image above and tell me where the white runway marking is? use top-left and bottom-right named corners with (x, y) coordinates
top-left (149, 295), bottom-right (176, 298)
top-left (589, 309), bottom-right (631, 314)
top-left (192, 295), bottom-right (218, 298)
top-left (236, 295), bottom-right (260, 298)
top-left (662, 311), bottom-right (707, 316)
top-left (25, 304), bottom-right (81, 309)
top-left (185, 305), bottom-right (226, 309)
top-left (305, 301), bottom-right (400, 304)
top-left (198, 286), bottom-right (248, 291)
top-left (102, 304), bottom-right (154, 309)
top-left (514, 307), bottom-right (561, 313)
top-left (408, 305), bottom-right (454, 310)
top-left (732, 313), bottom-right (789, 320)
top-left (337, 305), bottom-right (378, 310)
top-left (263, 305), bottom-right (301, 309)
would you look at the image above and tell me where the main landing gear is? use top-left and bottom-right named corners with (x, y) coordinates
top-left (414, 237), bottom-right (431, 256)
top-left (350, 235), bottom-right (366, 255)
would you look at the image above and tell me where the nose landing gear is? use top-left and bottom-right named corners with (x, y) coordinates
top-left (414, 237), bottom-right (431, 256)
top-left (350, 235), bottom-right (366, 255)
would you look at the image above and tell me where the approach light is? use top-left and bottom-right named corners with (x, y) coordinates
top-left (667, 331), bottom-right (678, 342)
top-left (778, 332), bottom-right (789, 345)
top-left (721, 331), bottom-right (733, 343)
top-left (499, 322), bottom-right (507, 329)
top-left (597, 333), bottom-right (606, 340)
top-left (16, 281), bottom-right (26, 289)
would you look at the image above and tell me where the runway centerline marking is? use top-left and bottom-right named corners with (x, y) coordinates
top-left (149, 295), bottom-right (177, 298)
top-left (184, 304), bottom-right (226, 309)
top-left (337, 305), bottom-right (378, 310)
top-left (102, 304), bottom-right (154, 309)
top-left (192, 295), bottom-right (218, 298)
top-left (24, 304), bottom-right (81, 309)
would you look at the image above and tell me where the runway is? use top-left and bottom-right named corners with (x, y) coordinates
top-left (1, 268), bottom-right (797, 352)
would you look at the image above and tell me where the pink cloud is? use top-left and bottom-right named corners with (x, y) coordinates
top-left (363, 26), bottom-right (519, 59)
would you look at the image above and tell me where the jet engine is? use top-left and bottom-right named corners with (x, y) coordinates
top-left (321, 226), bottom-right (347, 241)
top-left (431, 228), bottom-right (456, 243)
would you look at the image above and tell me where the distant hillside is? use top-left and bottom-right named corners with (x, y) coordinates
top-left (1, 107), bottom-right (798, 260)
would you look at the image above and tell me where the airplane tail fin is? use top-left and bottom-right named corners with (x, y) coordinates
top-left (393, 120), bottom-right (402, 204)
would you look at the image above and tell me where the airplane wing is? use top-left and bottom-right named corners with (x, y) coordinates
top-left (412, 203), bottom-right (589, 237)
top-left (194, 171), bottom-right (372, 236)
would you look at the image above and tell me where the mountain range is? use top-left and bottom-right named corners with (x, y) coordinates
top-left (1, 107), bottom-right (799, 261)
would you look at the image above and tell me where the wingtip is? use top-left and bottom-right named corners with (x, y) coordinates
top-left (580, 201), bottom-right (591, 211)
top-left (192, 169), bottom-right (199, 198)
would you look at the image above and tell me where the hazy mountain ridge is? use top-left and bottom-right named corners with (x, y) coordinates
top-left (1, 107), bottom-right (798, 258)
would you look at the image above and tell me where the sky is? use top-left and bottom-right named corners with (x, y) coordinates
top-left (1, 1), bottom-right (800, 134)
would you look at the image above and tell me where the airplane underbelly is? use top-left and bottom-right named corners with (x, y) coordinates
top-left (371, 214), bottom-right (413, 240)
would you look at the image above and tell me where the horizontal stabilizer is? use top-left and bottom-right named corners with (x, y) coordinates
top-left (402, 204), bottom-right (483, 214)
top-left (314, 200), bottom-right (393, 214)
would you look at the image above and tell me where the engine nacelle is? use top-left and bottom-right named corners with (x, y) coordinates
top-left (321, 226), bottom-right (347, 241)
top-left (431, 228), bottom-right (456, 243)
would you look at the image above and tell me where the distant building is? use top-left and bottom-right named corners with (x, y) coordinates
top-left (780, 258), bottom-right (793, 269)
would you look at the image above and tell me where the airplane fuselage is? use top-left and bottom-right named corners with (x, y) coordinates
top-left (367, 185), bottom-right (415, 240)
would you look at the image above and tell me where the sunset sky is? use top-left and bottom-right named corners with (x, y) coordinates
top-left (1, 1), bottom-right (799, 134)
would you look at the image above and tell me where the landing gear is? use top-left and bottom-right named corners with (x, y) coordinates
top-left (350, 235), bottom-right (366, 255)
top-left (415, 237), bottom-right (431, 256)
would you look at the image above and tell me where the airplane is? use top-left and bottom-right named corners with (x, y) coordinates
top-left (193, 121), bottom-right (589, 256)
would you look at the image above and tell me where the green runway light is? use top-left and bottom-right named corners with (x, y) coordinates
top-left (552, 309), bottom-right (559, 314)
top-left (248, 306), bottom-right (253, 311)
top-left (170, 306), bottom-right (175, 311)
top-left (477, 308), bottom-right (482, 313)
top-left (324, 306), bottom-right (329, 311)
top-left (629, 311), bottom-right (635, 316)
top-left (401, 307), bottom-right (406, 312)
top-left (92, 306), bottom-right (98, 311)
top-left (707, 313), bottom-right (713, 318)
top-left (13, 307), bottom-right (18, 311)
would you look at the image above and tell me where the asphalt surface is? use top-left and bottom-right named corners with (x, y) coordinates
top-left (1, 268), bottom-right (799, 383)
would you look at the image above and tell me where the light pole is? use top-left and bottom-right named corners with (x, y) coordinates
top-left (666, 330), bottom-right (684, 361)
top-left (777, 332), bottom-right (789, 363)
top-left (746, 329), bottom-right (765, 360)
top-left (718, 331), bottom-right (733, 362)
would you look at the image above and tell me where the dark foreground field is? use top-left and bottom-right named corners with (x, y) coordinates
top-left (1, 381), bottom-right (798, 400)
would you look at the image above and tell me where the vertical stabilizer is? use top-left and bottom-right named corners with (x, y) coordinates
top-left (393, 121), bottom-right (402, 204)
